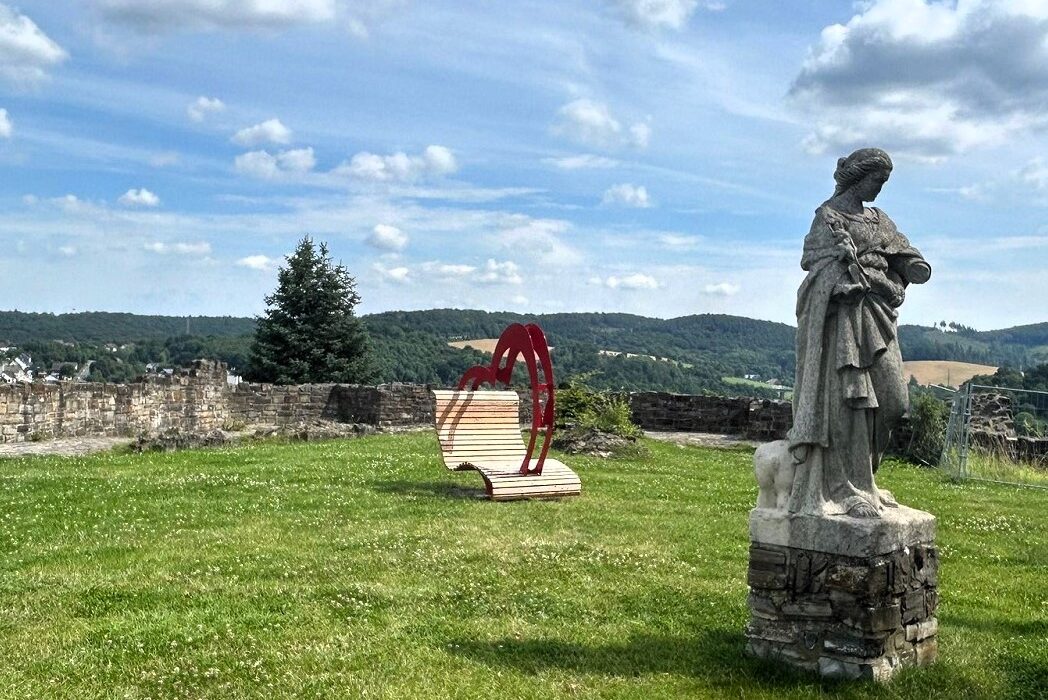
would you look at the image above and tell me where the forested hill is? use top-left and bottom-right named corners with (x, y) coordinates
top-left (0, 311), bottom-right (255, 344)
top-left (1, 308), bottom-right (1045, 394)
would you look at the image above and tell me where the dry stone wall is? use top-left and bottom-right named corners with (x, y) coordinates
top-left (0, 361), bottom-right (798, 444)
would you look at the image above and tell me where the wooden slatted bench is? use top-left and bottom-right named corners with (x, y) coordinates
top-left (433, 389), bottom-right (581, 500)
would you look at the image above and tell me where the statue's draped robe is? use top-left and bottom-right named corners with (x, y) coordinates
top-left (787, 206), bottom-right (929, 516)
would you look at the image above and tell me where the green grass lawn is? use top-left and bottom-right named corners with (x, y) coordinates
top-left (0, 434), bottom-right (1044, 699)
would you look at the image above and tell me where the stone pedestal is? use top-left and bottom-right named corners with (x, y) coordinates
top-left (746, 506), bottom-right (938, 681)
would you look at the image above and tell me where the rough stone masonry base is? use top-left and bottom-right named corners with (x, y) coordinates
top-left (746, 509), bottom-right (939, 682)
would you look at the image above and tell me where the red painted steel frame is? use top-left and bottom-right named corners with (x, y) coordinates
top-left (456, 323), bottom-right (555, 476)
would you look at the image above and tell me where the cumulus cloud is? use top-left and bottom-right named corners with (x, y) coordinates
top-left (703, 282), bottom-right (740, 296)
top-left (0, 108), bottom-right (10, 138)
top-left (236, 254), bottom-right (277, 271)
top-left (413, 259), bottom-right (523, 286)
top-left (234, 147), bottom-right (316, 179)
top-left (0, 4), bottom-right (68, 84)
top-left (187, 96), bottom-right (225, 122)
top-left (372, 262), bottom-right (410, 283)
top-left (144, 241), bottom-right (212, 255)
top-left (604, 273), bottom-right (659, 290)
top-left (58, 245), bottom-right (77, 257)
top-left (602, 183), bottom-right (651, 207)
top-left (366, 224), bottom-right (408, 251)
top-left (476, 259), bottom-right (523, 286)
top-left (496, 215), bottom-right (583, 267)
top-left (118, 188), bottom-right (160, 207)
top-left (232, 118), bottom-right (292, 147)
top-left (790, 0), bottom-right (1048, 159)
top-left (545, 154), bottom-right (619, 170)
top-left (97, 0), bottom-right (336, 32)
top-left (554, 99), bottom-right (650, 150)
top-left (336, 145), bottom-right (458, 182)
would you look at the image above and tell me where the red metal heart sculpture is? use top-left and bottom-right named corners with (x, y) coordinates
top-left (457, 323), bottom-right (554, 476)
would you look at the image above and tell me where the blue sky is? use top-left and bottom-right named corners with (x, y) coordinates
top-left (1, 1), bottom-right (1046, 329)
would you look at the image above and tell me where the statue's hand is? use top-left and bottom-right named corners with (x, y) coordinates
top-left (835, 238), bottom-right (858, 262)
top-left (832, 280), bottom-right (866, 304)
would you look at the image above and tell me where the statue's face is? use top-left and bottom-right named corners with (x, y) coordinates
top-left (855, 168), bottom-right (890, 202)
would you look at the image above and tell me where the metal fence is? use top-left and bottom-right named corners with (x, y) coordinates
top-left (941, 383), bottom-right (1048, 489)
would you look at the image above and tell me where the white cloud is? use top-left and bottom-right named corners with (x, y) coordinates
top-left (545, 154), bottom-right (619, 170)
top-left (366, 223), bottom-right (408, 251)
top-left (658, 233), bottom-right (701, 250)
top-left (0, 5), bottom-right (68, 84)
top-left (236, 254), bottom-right (277, 271)
top-left (496, 215), bottom-right (583, 267)
top-left (234, 150), bottom-right (279, 179)
top-left (602, 183), bottom-right (651, 207)
top-left (232, 118), bottom-right (292, 147)
top-left (118, 188), bottom-right (160, 207)
top-left (337, 145), bottom-right (458, 182)
top-left (1020, 158), bottom-right (1048, 192)
top-left (791, 0), bottom-right (1048, 159)
top-left (372, 262), bottom-right (410, 283)
top-left (628, 122), bottom-right (651, 149)
top-left (58, 245), bottom-right (77, 257)
top-left (608, 0), bottom-right (702, 30)
top-left (187, 96), bottom-right (225, 122)
top-left (413, 259), bottom-right (523, 286)
top-left (703, 282), bottom-right (740, 296)
top-left (553, 99), bottom-right (650, 150)
top-left (476, 259), bottom-right (523, 286)
top-left (276, 147), bottom-right (316, 173)
top-left (0, 108), bottom-right (10, 138)
top-left (511, 294), bottom-right (529, 306)
top-left (144, 241), bottom-right (211, 255)
top-left (97, 0), bottom-right (337, 32)
top-left (605, 273), bottom-right (660, 290)
top-left (419, 261), bottom-right (476, 278)
top-left (234, 147), bottom-right (315, 179)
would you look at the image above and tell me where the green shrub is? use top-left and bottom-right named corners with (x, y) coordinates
top-left (555, 376), bottom-right (640, 440)
top-left (1014, 411), bottom-right (1047, 438)
top-left (906, 391), bottom-right (950, 466)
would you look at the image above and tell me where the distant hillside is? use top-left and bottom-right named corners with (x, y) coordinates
top-left (897, 323), bottom-right (1048, 367)
top-left (0, 311), bottom-right (255, 344)
top-left (364, 310), bottom-right (797, 395)
top-left (1, 308), bottom-right (1045, 395)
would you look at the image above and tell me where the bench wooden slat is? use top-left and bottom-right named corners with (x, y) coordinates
top-left (432, 390), bottom-right (580, 500)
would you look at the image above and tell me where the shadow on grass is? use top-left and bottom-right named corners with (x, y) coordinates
top-left (948, 613), bottom-right (1048, 638)
top-left (448, 627), bottom-right (820, 692)
top-left (372, 479), bottom-right (486, 501)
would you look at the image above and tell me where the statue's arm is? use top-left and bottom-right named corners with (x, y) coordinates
top-left (889, 246), bottom-right (931, 285)
top-left (875, 209), bottom-right (931, 285)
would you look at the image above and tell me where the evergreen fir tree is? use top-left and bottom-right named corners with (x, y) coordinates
top-left (248, 236), bottom-right (376, 384)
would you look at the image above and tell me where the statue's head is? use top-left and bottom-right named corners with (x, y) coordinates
top-left (833, 147), bottom-right (893, 202)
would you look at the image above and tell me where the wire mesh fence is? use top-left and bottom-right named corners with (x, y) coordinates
top-left (941, 383), bottom-right (1048, 489)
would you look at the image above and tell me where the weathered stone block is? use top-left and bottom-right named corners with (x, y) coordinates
top-left (746, 532), bottom-right (938, 683)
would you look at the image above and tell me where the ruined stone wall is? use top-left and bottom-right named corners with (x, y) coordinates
top-left (627, 392), bottom-right (793, 440)
top-left (0, 361), bottom-right (233, 442)
top-left (0, 364), bottom-right (801, 444)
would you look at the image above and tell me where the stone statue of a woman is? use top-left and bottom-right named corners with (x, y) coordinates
top-left (786, 148), bottom-right (931, 518)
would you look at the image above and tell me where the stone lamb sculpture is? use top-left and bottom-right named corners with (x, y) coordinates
top-left (754, 439), bottom-right (795, 510)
